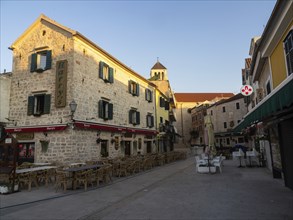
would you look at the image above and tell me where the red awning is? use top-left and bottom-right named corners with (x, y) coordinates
top-left (5, 124), bottom-right (67, 133)
top-left (74, 121), bottom-right (157, 135)
top-left (74, 121), bottom-right (126, 132)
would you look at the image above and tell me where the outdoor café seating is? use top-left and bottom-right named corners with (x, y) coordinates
top-left (74, 169), bottom-right (94, 191)
top-left (18, 171), bottom-right (39, 191)
top-left (55, 170), bottom-right (72, 192)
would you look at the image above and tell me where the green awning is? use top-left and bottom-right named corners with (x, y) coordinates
top-left (234, 77), bottom-right (293, 132)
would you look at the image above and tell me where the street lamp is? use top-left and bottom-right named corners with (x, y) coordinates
top-left (69, 100), bottom-right (77, 120)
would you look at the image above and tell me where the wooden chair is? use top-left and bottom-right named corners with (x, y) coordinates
top-left (38, 168), bottom-right (56, 187)
top-left (143, 158), bottom-right (152, 171)
top-left (116, 162), bottom-right (128, 177)
top-left (18, 171), bottom-right (38, 191)
top-left (102, 164), bottom-right (113, 183)
top-left (74, 169), bottom-right (93, 191)
top-left (126, 161), bottom-right (136, 175)
top-left (94, 168), bottom-right (104, 186)
top-left (54, 170), bottom-right (71, 192)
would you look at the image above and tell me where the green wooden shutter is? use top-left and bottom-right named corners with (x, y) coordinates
top-left (136, 111), bottom-right (140, 125)
top-left (145, 89), bottom-right (148, 101)
top-left (129, 110), bottom-right (133, 124)
top-left (128, 81), bottom-right (132, 94)
top-left (150, 91), bottom-right (153, 102)
top-left (98, 100), bottom-right (104, 119)
top-left (108, 103), bottom-right (113, 120)
top-left (27, 96), bottom-right (35, 115)
top-left (109, 67), bottom-right (114, 83)
top-left (151, 115), bottom-right (154, 128)
top-left (45, 50), bottom-right (52, 70)
top-left (30, 53), bottom-right (37, 72)
top-left (165, 101), bottom-right (170, 110)
top-left (146, 115), bottom-right (149, 127)
top-left (43, 94), bottom-right (51, 114)
top-left (99, 62), bottom-right (104, 79)
top-left (136, 83), bottom-right (140, 96)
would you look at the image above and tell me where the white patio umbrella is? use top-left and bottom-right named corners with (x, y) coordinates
top-left (204, 115), bottom-right (216, 156)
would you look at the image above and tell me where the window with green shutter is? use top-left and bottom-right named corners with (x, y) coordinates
top-left (99, 61), bottom-right (114, 83)
top-left (98, 100), bottom-right (113, 120)
top-left (146, 114), bottom-right (154, 128)
top-left (129, 109), bottom-right (140, 125)
top-left (160, 97), bottom-right (165, 108)
top-left (164, 101), bottom-right (170, 110)
top-left (30, 50), bottom-right (52, 73)
top-left (27, 94), bottom-right (51, 116)
top-left (128, 81), bottom-right (139, 96)
top-left (284, 30), bottom-right (293, 76)
top-left (145, 89), bottom-right (153, 102)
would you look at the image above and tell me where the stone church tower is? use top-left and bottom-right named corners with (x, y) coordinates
top-left (149, 60), bottom-right (171, 98)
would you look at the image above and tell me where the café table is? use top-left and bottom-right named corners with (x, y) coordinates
top-left (16, 166), bottom-right (57, 189)
top-left (33, 162), bottom-right (52, 166)
top-left (16, 166), bottom-right (57, 174)
top-left (64, 164), bottom-right (104, 189)
top-left (246, 150), bottom-right (259, 167)
top-left (232, 149), bottom-right (245, 168)
top-left (69, 162), bottom-right (86, 167)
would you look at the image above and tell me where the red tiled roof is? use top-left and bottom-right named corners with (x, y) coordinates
top-left (151, 62), bottom-right (167, 70)
top-left (174, 93), bottom-right (234, 102)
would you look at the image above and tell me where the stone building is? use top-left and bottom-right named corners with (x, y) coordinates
top-left (235, 0), bottom-right (293, 190)
top-left (0, 72), bottom-right (12, 126)
top-left (206, 93), bottom-right (247, 148)
top-left (149, 61), bottom-right (177, 151)
top-left (173, 93), bottom-right (234, 148)
top-left (5, 14), bottom-right (162, 163)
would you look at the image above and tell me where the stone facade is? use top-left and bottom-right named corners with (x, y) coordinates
top-left (0, 72), bottom-right (12, 125)
top-left (6, 14), bottom-right (159, 163)
top-left (206, 94), bottom-right (247, 147)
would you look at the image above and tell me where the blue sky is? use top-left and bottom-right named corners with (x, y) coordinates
top-left (0, 0), bottom-right (276, 93)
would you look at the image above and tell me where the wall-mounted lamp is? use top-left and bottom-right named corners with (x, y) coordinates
top-left (97, 130), bottom-right (101, 136)
top-left (43, 132), bottom-right (48, 137)
top-left (69, 100), bottom-right (77, 121)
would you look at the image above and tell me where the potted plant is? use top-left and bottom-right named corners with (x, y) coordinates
top-left (0, 182), bottom-right (19, 194)
top-left (197, 164), bottom-right (216, 173)
top-left (40, 139), bottom-right (50, 152)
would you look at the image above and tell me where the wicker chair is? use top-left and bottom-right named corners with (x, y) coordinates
top-left (74, 169), bottom-right (93, 191)
top-left (18, 171), bottom-right (38, 191)
top-left (54, 170), bottom-right (71, 192)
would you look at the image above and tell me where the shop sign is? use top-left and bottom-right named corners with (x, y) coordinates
top-left (16, 133), bottom-right (34, 140)
top-left (55, 60), bottom-right (68, 107)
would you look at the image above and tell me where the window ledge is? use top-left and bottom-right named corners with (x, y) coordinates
top-left (32, 90), bottom-right (48, 94)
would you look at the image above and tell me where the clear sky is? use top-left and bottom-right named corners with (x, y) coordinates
top-left (0, 0), bottom-right (276, 93)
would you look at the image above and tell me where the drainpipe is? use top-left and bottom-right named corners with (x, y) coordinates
top-left (181, 103), bottom-right (184, 144)
top-left (154, 88), bottom-right (158, 152)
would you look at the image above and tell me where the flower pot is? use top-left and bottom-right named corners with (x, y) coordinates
top-left (40, 140), bottom-right (49, 152)
top-left (0, 184), bottom-right (19, 194)
top-left (197, 166), bottom-right (216, 173)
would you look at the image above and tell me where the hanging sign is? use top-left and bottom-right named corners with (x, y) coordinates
top-left (241, 85), bottom-right (253, 96)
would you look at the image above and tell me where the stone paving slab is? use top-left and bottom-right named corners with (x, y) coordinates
top-left (1, 157), bottom-right (292, 220)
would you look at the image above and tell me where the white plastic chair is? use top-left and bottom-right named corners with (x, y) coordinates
top-left (195, 156), bottom-right (207, 172)
top-left (212, 155), bottom-right (223, 173)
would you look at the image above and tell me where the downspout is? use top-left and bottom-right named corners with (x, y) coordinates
top-left (154, 88), bottom-right (158, 152)
top-left (181, 103), bottom-right (184, 144)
